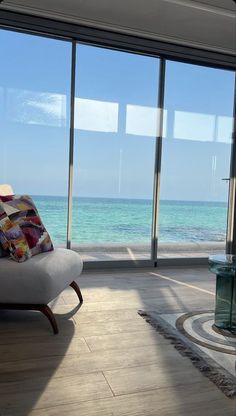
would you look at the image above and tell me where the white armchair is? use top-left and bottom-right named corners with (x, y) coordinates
top-left (0, 185), bottom-right (83, 334)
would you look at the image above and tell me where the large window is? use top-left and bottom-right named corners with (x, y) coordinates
top-left (0, 27), bottom-right (235, 265)
top-left (0, 29), bottom-right (71, 246)
top-left (72, 45), bottom-right (159, 261)
top-left (158, 61), bottom-right (235, 259)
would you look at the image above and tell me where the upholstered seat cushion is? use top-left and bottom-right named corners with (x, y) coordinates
top-left (0, 248), bottom-right (83, 304)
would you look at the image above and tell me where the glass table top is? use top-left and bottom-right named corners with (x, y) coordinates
top-left (209, 254), bottom-right (236, 267)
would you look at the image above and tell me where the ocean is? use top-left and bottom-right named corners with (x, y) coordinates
top-left (33, 196), bottom-right (228, 246)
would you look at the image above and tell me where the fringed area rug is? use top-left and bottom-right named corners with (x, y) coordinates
top-left (138, 310), bottom-right (236, 398)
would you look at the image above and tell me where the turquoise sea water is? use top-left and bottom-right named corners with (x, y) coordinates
top-left (33, 196), bottom-right (228, 246)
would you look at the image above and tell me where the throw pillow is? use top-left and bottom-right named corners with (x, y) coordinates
top-left (0, 195), bottom-right (53, 262)
top-left (0, 245), bottom-right (8, 257)
top-left (0, 204), bottom-right (31, 262)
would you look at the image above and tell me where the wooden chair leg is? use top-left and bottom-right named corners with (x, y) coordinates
top-left (39, 305), bottom-right (59, 335)
top-left (0, 303), bottom-right (59, 335)
top-left (70, 281), bottom-right (83, 303)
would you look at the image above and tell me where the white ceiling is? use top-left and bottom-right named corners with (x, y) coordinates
top-left (0, 0), bottom-right (236, 55)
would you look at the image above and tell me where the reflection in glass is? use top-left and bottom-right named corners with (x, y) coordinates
top-left (174, 111), bottom-right (215, 142)
top-left (6, 89), bottom-right (67, 126)
top-left (173, 110), bottom-right (233, 143)
top-left (74, 98), bottom-right (119, 132)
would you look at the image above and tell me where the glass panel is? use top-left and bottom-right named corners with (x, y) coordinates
top-left (158, 61), bottom-right (235, 259)
top-left (0, 29), bottom-right (71, 246)
top-left (72, 44), bottom-right (159, 261)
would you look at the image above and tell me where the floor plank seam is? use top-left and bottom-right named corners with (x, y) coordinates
top-left (102, 371), bottom-right (116, 397)
top-left (81, 341), bottom-right (169, 354)
top-left (109, 378), bottom-right (215, 398)
top-left (83, 337), bottom-right (93, 352)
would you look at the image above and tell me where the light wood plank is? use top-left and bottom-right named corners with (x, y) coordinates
top-left (0, 344), bottom-right (187, 382)
top-left (0, 372), bottom-right (113, 414)
top-left (103, 363), bottom-right (206, 395)
top-left (0, 335), bottom-right (89, 362)
top-left (62, 285), bottom-right (199, 303)
top-left (18, 384), bottom-right (236, 416)
top-left (85, 330), bottom-right (169, 352)
top-left (67, 309), bottom-right (138, 323)
top-left (0, 317), bottom-right (149, 344)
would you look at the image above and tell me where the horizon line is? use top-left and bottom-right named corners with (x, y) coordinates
top-left (29, 194), bottom-right (228, 204)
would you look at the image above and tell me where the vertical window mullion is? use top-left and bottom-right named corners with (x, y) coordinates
top-left (226, 75), bottom-right (236, 254)
top-left (67, 39), bottom-right (77, 249)
top-left (151, 58), bottom-right (166, 261)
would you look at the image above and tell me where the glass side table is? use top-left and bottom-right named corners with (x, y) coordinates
top-left (208, 255), bottom-right (236, 332)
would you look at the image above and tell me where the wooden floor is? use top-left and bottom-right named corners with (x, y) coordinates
top-left (0, 266), bottom-right (235, 416)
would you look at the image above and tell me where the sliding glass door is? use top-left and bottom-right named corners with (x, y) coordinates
top-left (72, 44), bottom-right (160, 261)
top-left (158, 61), bottom-right (235, 259)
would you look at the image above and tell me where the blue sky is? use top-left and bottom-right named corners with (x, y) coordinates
top-left (0, 29), bottom-right (235, 201)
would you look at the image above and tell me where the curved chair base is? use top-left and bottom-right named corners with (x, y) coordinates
top-left (70, 281), bottom-right (83, 303)
top-left (41, 304), bottom-right (59, 334)
top-left (0, 280), bottom-right (83, 334)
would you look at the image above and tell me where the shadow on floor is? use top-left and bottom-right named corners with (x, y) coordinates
top-left (0, 266), bottom-right (234, 416)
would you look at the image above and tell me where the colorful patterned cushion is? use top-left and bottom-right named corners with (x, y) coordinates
top-left (0, 195), bottom-right (12, 258)
top-left (0, 203), bottom-right (31, 262)
top-left (0, 195), bottom-right (53, 262)
top-left (0, 231), bottom-right (9, 257)
top-left (0, 245), bottom-right (8, 257)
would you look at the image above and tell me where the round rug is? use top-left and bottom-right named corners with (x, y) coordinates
top-left (176, 311), bottom-right (236, 355)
